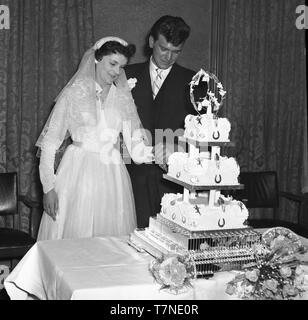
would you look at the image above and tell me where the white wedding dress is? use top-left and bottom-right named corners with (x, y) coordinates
top-left (37, 81), bottom-right (153, 240)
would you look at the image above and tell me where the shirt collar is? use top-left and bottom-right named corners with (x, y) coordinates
top-left (149, 56), bottom-right (172, 76)
top-left (95, 81), bottom-right (103, 95)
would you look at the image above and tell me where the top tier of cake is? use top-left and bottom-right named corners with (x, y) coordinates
top-left (184, 113), bottom-right (231, 143)
top-left (186, 68), bottom-right (229, 143)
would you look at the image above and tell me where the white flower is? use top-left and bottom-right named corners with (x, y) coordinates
top-left (217, 82), bottom-right (223, 89)
top-left (295, 265), bottom-right (305, 276)
top-left (201, 99), bottom-right (211, 108)
top-left (245, 269), bottom-right (260, 282)
top-left (279, 266), bottom-right (292, 278)
top-left (264, 279), bottom-right (279, 293)
top-left (127, 78), bottom-right (137, 90)
top-left (244, 284), bottom-right (254, 295)
top-left (201, 73), bottom-right (209, 82)
top-left (197, 103), bottom-right (203, 111)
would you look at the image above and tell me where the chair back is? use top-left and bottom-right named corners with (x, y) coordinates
top-left (0, 172), bottom-right (17, 217)
top-left (237, 171), bottom-right (279, 208)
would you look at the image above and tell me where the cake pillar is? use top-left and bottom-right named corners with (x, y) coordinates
top-left (208, 190), bottom-right (215, 207)
top-left (187, 139), bottom-right (199, 202)
top-left (211, 146), bottom-right (220, 159)
top-left (205, 103), bottom-right (212, 117)
top-left (188, 142), bottom-right (199, 157)
top-left (209, 145), bottom-right (221, 206)
top-left (183, 188), bottom-right (190, 202)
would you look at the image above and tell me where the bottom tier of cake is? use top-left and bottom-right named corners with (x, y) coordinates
top-left (160, 193), bottom-right (249, 231)
top-left (129, 217), bottom-right (262, 277)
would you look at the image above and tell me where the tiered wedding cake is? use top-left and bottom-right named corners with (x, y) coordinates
top-left (129, 69), bottom-right (261, 276)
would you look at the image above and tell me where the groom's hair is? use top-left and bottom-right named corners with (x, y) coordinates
top-left (149, 15), bottom-right (190, 46)
top-left (95, 41), bottom-right (136, 62)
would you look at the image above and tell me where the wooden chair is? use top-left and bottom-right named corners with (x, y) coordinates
top-left (230, 171), bottom-right (308, 237)
top-left (0, 172), bottom-right (42, 269)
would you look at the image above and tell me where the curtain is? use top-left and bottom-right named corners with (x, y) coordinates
top-left (0, 0), bottom-right (94, 231)
top-left (210, 0), bottom-right (307, 222)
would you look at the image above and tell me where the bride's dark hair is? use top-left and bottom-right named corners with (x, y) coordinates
top-left (95, 41), bottom-right (136, 62)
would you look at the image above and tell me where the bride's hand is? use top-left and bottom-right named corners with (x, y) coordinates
top-left (43, 189), bottom-right (58, 221)
top-left (154, 142), bottom-right (174, 171)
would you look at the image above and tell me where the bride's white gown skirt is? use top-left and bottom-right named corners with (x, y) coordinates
top-left (37, 143), bottom-right (136, 240)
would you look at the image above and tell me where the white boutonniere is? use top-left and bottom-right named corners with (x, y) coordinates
top-left (127, 78), bottom-right (137, 90)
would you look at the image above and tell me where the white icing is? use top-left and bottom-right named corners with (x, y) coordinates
top-left (184, 114), bottom-right (231, 142)
top-left (160, 193), bottom-right (249, 231)
top-left (168, 152), bottom-right (240, 186)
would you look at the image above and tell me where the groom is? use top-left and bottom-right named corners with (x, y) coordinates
top-left (125, 15), bottom-right (196, 228)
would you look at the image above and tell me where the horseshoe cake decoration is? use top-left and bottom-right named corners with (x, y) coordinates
top-left (212, 130), bottom-right (220, 140)
top-left (218, 218), bottom-right (225, 228)
top-left (215, 174), bottom-right (222, 184)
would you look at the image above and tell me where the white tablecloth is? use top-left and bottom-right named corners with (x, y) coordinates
top-left (5, 230), bottom-right (308, 300)
top-left (4, 236), bottom-right (240, 300)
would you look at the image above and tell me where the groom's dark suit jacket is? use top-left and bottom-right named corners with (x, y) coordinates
top-left (125, 61), bottom-right (195, 228)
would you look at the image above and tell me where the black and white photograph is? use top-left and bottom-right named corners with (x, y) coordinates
top-left (0, 0), bottom-right (307, 308)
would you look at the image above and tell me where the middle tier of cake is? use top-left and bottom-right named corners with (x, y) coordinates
top-left (167, 152), bottom-right (240, 186)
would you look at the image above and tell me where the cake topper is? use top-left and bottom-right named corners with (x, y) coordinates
top-left (190, 69), bottom-right (226, 115)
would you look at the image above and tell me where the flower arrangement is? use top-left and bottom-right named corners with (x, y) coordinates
top-left (226, 227), bottom-right (308, 300)
top-left (189, 69), bottom-right (226, 114)
top-left (149, 254), bottom-right (196, 294)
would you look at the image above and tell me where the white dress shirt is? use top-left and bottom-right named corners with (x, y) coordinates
top-left (149, 56), bottom-right (172, 97)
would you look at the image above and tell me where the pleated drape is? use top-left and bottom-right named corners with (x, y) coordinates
top-left (0, 0), bottom-right (94, 231)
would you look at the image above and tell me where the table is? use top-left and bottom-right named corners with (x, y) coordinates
top-left (4, 231), bottom-right (308, 300)
top-left (4, 236), bottom-right (243, 300)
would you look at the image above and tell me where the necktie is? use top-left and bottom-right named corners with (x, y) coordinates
top-left (152, 68), bottom-right (163, 99)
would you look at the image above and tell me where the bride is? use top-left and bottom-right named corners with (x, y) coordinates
top-left (36, 36), bottom-right (153, 240)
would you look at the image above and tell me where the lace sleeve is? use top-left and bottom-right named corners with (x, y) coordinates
top-left (36, 93), bottom-right (70, 193)
top-left (118, 91), bottom-right (153, 164)
top-left (39, 144), bottom-right (57, 194)
top-left (122, 126), bottom-right (154, 164)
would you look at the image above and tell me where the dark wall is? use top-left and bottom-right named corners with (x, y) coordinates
top-left (93, 0), bottom-right (212, 71)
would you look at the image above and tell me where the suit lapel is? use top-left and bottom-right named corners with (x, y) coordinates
top-left (154, 63), bottom-right (179, 100)
top-left (154, 64), bottom-right (180, 125)
top-left (139, 62), bottom-right (153, 100)
top-left (133, 62), bottom-right (156, 134)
